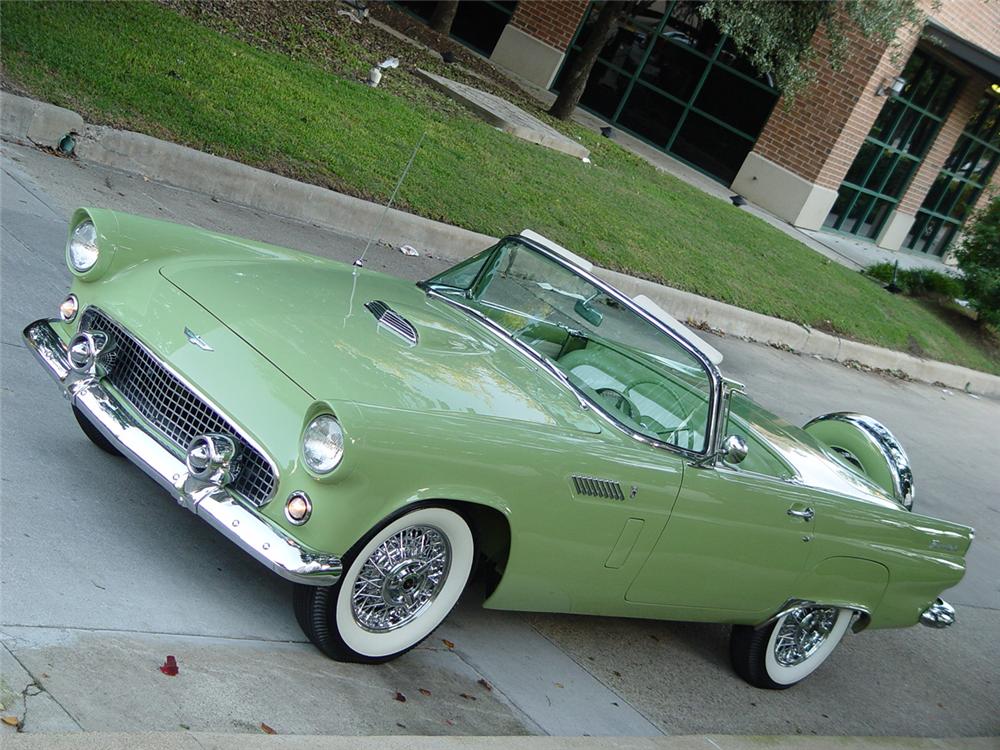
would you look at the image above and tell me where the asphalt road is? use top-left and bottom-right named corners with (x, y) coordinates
top-left (1, 142), bottom-right (998, 738)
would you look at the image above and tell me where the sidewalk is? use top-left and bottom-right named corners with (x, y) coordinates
top-left (2, 91), bottom-right (997, 396)
top-left (4, 733), bottom-right (997, 749)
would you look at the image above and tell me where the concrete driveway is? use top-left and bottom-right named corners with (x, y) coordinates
top-left (1, 142), bottom-right (997, 738)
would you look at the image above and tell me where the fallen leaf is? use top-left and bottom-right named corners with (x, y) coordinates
top-left (394, 691), bottom-right (407, 703)
top-left (396, 722), bottom-right (406, 729)
top-left (259, 722), bottom-right (276, 735)
top-left (612, 671), bottom-right (621, 677)
top-left (444, 719), bottom-right (454, 726)
top-left (418, 688), bottom-right (432, 697)
top-left (159, 655), bottom-right (179, 676)
top-left (554, 682), bottom-right (564, 689)
top-left (460, 693), bottom-right (477, 701)
top-left (477, 678), bottom-right (492, 692)
top-left (1, 717), bottom-right (19, 727)
top-left (442, 639), bottom-right (455, 649)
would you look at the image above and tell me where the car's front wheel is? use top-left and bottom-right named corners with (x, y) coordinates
top-left (730, 605), bottom-right (853, 689)
top-left (294, 506), bottom-right (474, 663)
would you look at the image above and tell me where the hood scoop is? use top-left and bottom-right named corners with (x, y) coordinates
top-left (365, 300), bottom-right (419, 345)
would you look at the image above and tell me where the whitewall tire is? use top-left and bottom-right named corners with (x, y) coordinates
top-left (730, 605), bottom-right (853, 689)
top-left (294, 506), bottom-right (474, 663)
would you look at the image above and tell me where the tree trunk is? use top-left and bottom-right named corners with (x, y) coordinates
top-left (430, 0), bottom-right (460, 35)
top-left (549, 1), bottom-right (626, 120)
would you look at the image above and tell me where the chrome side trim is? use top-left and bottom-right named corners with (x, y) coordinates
top-left (919, 598), bottom-right (956, 628)
top-left (804, 412), bottom-right (914, 510)
top-left (22, 318), bottom-right (341, 586)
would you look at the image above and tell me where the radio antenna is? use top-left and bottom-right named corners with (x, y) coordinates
top-left (354, 131), bottom-right (427, 269)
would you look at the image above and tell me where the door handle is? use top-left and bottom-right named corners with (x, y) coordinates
top-left (787, 507), bottom-right (814, 520)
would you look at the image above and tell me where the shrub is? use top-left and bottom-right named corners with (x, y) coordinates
top-left (955, 197), bottom-right (1000, 327)
top-left (863, 262), bottom-right (964, 300)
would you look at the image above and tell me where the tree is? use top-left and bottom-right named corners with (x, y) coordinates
top-left (549, 2), bottom-right (640, 120)
top-left (549, 0), bottom-right (923, 121)
top-left (430, 0), bottom-right (460, 36)
top-left (955, 196), bottom-right (1000, 328)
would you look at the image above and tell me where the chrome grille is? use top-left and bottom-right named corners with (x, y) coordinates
top-left (572, 475), bottom-right (625, 501)
top-left (80, 309), bottom-right (277, 506)
top-left (365, 300), bottom-right (418, 345)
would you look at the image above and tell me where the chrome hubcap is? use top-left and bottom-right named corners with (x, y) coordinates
top-left (773, 607), bottom-right (838, 667)
top-left (351, 525), bottom-right (451, 632)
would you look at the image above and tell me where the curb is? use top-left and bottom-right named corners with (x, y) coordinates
top-left (2, 91), bottom-right (997, 396)
top-left (2, 734), bottom-right (996, 750)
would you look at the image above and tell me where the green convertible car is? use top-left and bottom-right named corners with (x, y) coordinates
top-left (26, 208), bottom-right (973, 689)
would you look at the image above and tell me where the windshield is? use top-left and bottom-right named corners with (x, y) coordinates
top-left (425, 239), bottom-right (714, 453)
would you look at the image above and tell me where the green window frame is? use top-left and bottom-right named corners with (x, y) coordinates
top-left (905, 92), bottom-right (1000, 256)
top-left (824, 49), bottom-right (964, 240)
top-left (554, 0), bottom-right (779, 183)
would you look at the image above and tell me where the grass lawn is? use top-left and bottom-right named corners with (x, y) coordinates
top-left (2, 1), bottom-right (997, 373)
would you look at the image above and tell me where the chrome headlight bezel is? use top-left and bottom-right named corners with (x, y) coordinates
top-left (301, 414), bottom-right (345, 474)
top-left (67, 220), bottom-right (100, 273)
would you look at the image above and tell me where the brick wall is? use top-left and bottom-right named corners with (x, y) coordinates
top-left (750, 0), bottom-right (998, 192)
top-left (933, 0), bottom-right (1000, 53)
top-left (510, 0), bottom-right (589, 51)
top-left (752, 22), bottom-right (894, 186)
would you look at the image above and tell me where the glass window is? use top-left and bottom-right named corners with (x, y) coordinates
top-left (618, 84), bottom-right (684, 147)
top-left (639, 31), bottom-right (709, 100)
top-left (578, 62), bottom-right (633, 119)
top-left (671, 112), bottom-right (755, 184)
top-left (553, 0), bottom-right (777, 184)
top-left (426, 240), bottom-right (715, 452)
top-left (826, 49), bottom-right (961, 237)
top-left (694, 64), bottom-right (778, 136)
top-left (907, 93), bottom-right (1000, 256)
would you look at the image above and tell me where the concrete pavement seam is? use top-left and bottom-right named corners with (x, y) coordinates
top-left (1, 642), bottom-right (83, 732)
top-left (0, 622), bottom-right (310, 646)
top-left (2, 91), bottom-right (998, 396)
top-left (520, 617), bottom-right (666, 737)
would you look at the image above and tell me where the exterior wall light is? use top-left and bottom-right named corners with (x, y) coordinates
top-left (992, 83), bottom-right (1000, 95)
top-left (876, 76), bottom-right (907, 97)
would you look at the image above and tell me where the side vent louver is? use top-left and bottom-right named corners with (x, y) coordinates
top-left (572, 475), bottom-right (625, 501)
top-left (365, 300), bottom-right (418, 345)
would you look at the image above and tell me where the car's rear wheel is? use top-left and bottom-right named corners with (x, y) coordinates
top-left (730, 605), bottom-right (852, 689)
top-left (72, 405), bottom-right (123, 457)
top-left (294, 506), bottom-right (474, 663)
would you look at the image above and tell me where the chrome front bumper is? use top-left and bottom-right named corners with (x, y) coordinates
top-left (23, 319), bottom-right (342, 586)
top-left (919, 598), bottom-right (956, 628)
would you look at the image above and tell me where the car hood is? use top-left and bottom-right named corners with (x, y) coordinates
top-left (160, 257), bottom-right (598, 433)
top-left (732, 395), bottom-right (900, 509)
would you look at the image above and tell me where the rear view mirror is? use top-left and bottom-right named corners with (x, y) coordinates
top-left (574, 298), bottom-right (603, 327)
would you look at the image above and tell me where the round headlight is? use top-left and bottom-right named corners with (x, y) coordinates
top-left (68, 220), bottom-right (99, 272)
top-left (302, 415), bottom-right (344, 473)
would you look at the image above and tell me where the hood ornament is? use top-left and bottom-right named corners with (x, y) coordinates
top-left (184, 327), bottom-right (213, 351)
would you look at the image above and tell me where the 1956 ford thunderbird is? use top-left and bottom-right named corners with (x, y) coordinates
top-left (25, 209), bottom-right (973, 689)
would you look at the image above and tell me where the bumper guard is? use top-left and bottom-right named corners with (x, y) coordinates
top-left (23, 319), bottom-right (342, 586)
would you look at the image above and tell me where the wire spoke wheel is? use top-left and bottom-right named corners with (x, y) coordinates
top-left (351, 525), bottom-right (451, 632)
top-left (294, 506), bottom-right (474, 663)
top-left (772, 606), bottom-right (838, 667)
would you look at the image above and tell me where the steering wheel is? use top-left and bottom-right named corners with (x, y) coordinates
top-left (596, 388), bottom-right (640, 421)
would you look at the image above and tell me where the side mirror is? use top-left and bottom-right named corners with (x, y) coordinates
top-left (574, 298), bottom-right (603, 327)
top-left (721, 434), bottom-right (749, 464)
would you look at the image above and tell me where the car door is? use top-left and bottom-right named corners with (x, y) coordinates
top-left (626, 464), bottom-right (817, 616)
top-left (483, 426), bottom-right (687, 615)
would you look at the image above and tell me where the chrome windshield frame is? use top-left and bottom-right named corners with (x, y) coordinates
top-left (420, 235), bottom-right (725, 461)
